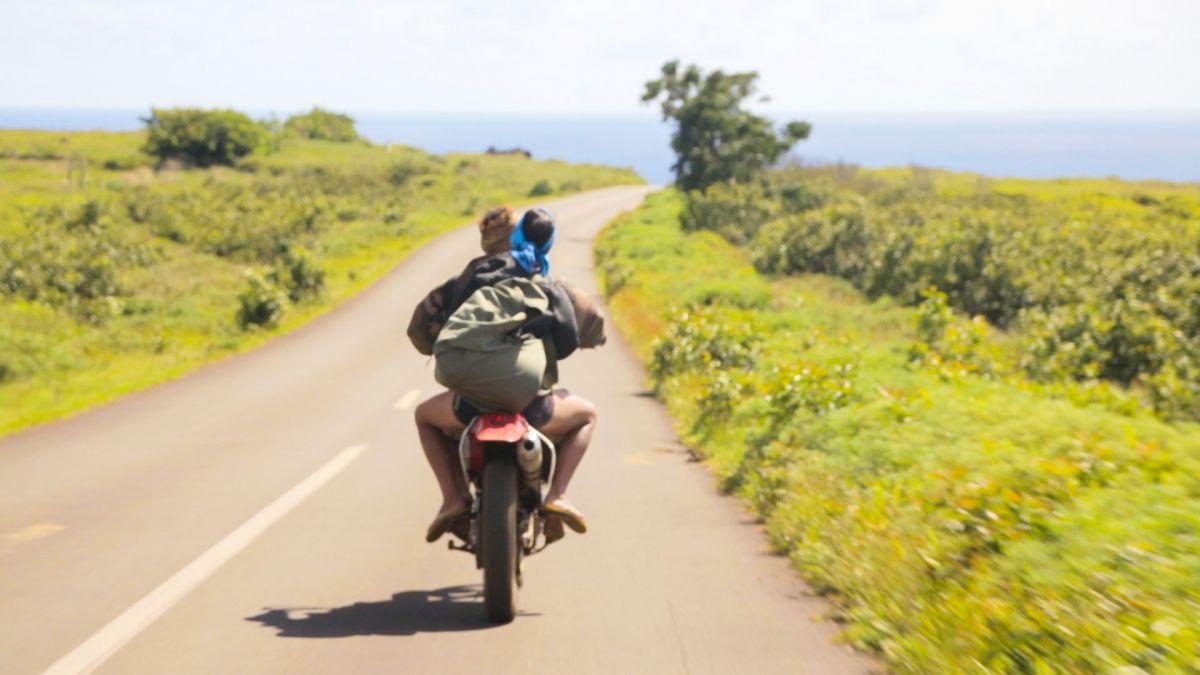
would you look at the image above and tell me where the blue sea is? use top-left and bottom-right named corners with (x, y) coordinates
top-left (2, 108), bottom-right (1197, 185)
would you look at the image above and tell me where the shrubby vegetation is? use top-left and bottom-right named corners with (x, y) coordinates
top-left (283, 107), bottom-right (361, 143)
top-left (142, 108), bottom-right (270, 167)
top-left (269, 246), bottom-right (326, 302)
top-left (528, 179), bottom-right (554, 197)
top-left (0, 127), bottom-right (641, 433)
top-left (597, 190), bottom-right (1200, 673)
top-left (679, 165), bottom-right (1200, 420)
top-left (680, 181), bottom-right (778, 245)
top-left (1, 198), bottom-right (158, 319)
top-left (236, 271), bottom-right (288, 330)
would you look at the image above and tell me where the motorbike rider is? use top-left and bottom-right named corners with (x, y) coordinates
top-left (408, 207), bottom-right (605, 543)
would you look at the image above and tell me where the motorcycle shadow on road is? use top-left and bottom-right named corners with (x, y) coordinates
top-left (246, 585), bottom-right (538, 637)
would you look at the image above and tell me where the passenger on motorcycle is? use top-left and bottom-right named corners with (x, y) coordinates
top-left (408, 207), bottom-right (605, 543)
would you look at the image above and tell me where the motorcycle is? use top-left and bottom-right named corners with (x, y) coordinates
top-left (448, 412), bottom-right (558, 623)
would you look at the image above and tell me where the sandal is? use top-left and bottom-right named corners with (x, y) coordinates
top-left (543, 516), bottom-right (566, 544)
top-left (540, 501), bottom-right (588, 534)
top-left (426, 505), bottom-right (471, 543)
top-left (448, 517), bottom-right (471, 542)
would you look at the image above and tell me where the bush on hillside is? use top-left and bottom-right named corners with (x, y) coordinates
top-left (268, 246), bottom-right (326, 302)
top-left (142, 108), bottom-right (270, 168)
top-left (388, 157), bottom-right (435, 186)
top-left (283, 108), bottom-right (361, 143)
top-left (681, 181), bottom-right (778, 245)
top-left (236, 272), bottom-right (288, 330)
top-left (650, 307), bottom-right (760, 381)
top-left (0, 198), bottom-right (157, 319)
top-left (528, 180), bottom-right (554, 197)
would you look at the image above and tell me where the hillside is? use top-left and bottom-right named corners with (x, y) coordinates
top-left (0, 129), bottom-right (642, 434)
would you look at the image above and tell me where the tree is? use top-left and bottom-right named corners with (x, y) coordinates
top-left (142, 108), bottom-right (269, 168)
top-left (642, 61), bottom-right (811, 192)
top-left (283, 107), bottom-right (361, 143)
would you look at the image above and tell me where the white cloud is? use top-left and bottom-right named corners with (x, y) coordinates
top-left (2, 0), bottom-right (1197, 112)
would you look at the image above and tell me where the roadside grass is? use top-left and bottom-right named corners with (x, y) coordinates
top-left (0, 130), bottom-right (642, 435)
top-left (596, 190), bottom-right (1200, 673)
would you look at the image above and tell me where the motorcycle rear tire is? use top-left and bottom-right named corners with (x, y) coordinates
top-left (481, 455), bottom-right (519, 623)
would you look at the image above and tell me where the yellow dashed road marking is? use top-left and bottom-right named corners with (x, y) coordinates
top-left (5, 523), bottom-right (64, 542)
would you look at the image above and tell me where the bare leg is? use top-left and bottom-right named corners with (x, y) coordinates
top-left (537, 393), bottom-right (597, 507)
top-left (414, 391), bottom-right (468, 519)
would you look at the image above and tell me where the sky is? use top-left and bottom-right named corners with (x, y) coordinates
top-left (4, 0), bottom-right (1199, 115)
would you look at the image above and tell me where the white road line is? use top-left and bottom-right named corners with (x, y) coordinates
top-left (42, 445), bottom-right (369, 675)
top-left (393, 388), bottom-right (423, 411)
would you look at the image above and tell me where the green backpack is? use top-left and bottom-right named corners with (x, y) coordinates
top-left (432, 276), bottom-right (553, 412)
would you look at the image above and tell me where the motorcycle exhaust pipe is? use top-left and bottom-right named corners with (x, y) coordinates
top-left (517, 432), bottom-right (543, 486)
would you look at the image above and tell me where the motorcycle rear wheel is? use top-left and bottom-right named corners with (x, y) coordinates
top-left (481, 455), bottom-right (519, 623)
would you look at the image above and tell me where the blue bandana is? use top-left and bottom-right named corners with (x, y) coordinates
top-left (510, 210), bottom-right (555, 275)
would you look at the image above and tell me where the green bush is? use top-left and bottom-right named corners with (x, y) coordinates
top-left (0, 198), bottom-right (156, 318)
top-left (751, 200), bottom-right (872, 280)
top-left (101, 154), bottom-right (150, 171)
top-left (283, 108), bottom-right (361, 143)
top-left (167, 181), bottom-right (331, 261)
top-left (235, 271), bottom-right (288, 330)
top-left (681, 181), bottom-right (778, 245)
top-left (908, 287), bottom-right (1005, 378)
top-left (388, 157), bottom-right (433, 186)
top-left (649, 306), bottom-right (760, 381)
top-left (528, 179), bottom-right (554, 197)
top-left (142, 108), bottom-right (270, 168)
top-left (763, 359), bottom-right (857, 420)
top-left (268, 246), bottom-right (325, 302)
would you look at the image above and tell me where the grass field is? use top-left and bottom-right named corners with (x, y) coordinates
top-left (597, 189), bottom-right (1200, 673)
top-left (0, 129), bottom-right (642, 435)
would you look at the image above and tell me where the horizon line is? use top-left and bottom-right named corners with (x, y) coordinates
top-left (2, 105), bottom-right (1200, 119)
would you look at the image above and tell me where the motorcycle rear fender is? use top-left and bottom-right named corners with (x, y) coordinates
top-left (471, 413), bottom-right (530, 443)
top-left (462, 413), bottom-right (530, 476)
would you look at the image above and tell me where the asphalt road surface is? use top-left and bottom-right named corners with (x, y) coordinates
top-left (0, 186), bottom-right (876, 674)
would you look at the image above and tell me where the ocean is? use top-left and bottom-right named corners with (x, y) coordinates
top-left (2, 108), bottom-right (1197, 185)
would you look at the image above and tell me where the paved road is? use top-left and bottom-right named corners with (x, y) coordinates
top-left (0, 186), bottom-right (875, 674)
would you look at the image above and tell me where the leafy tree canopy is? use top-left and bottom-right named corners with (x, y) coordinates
top-left (642, 61), bottom-right (811, 192)
top-left (142, 108), bottom-right (269, 168)
top-left (284, 107), bottom-right (361, 143)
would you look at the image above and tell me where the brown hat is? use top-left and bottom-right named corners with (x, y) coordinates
top-left (479, 205), bottom-right (516, 255)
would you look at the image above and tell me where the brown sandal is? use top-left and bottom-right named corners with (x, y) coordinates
top-left (543, 516), bottom-right (566, 544)
top-left (540, 501), bottom-right (588, 534)
top-left (425, 505), bottom-right (471, 543)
